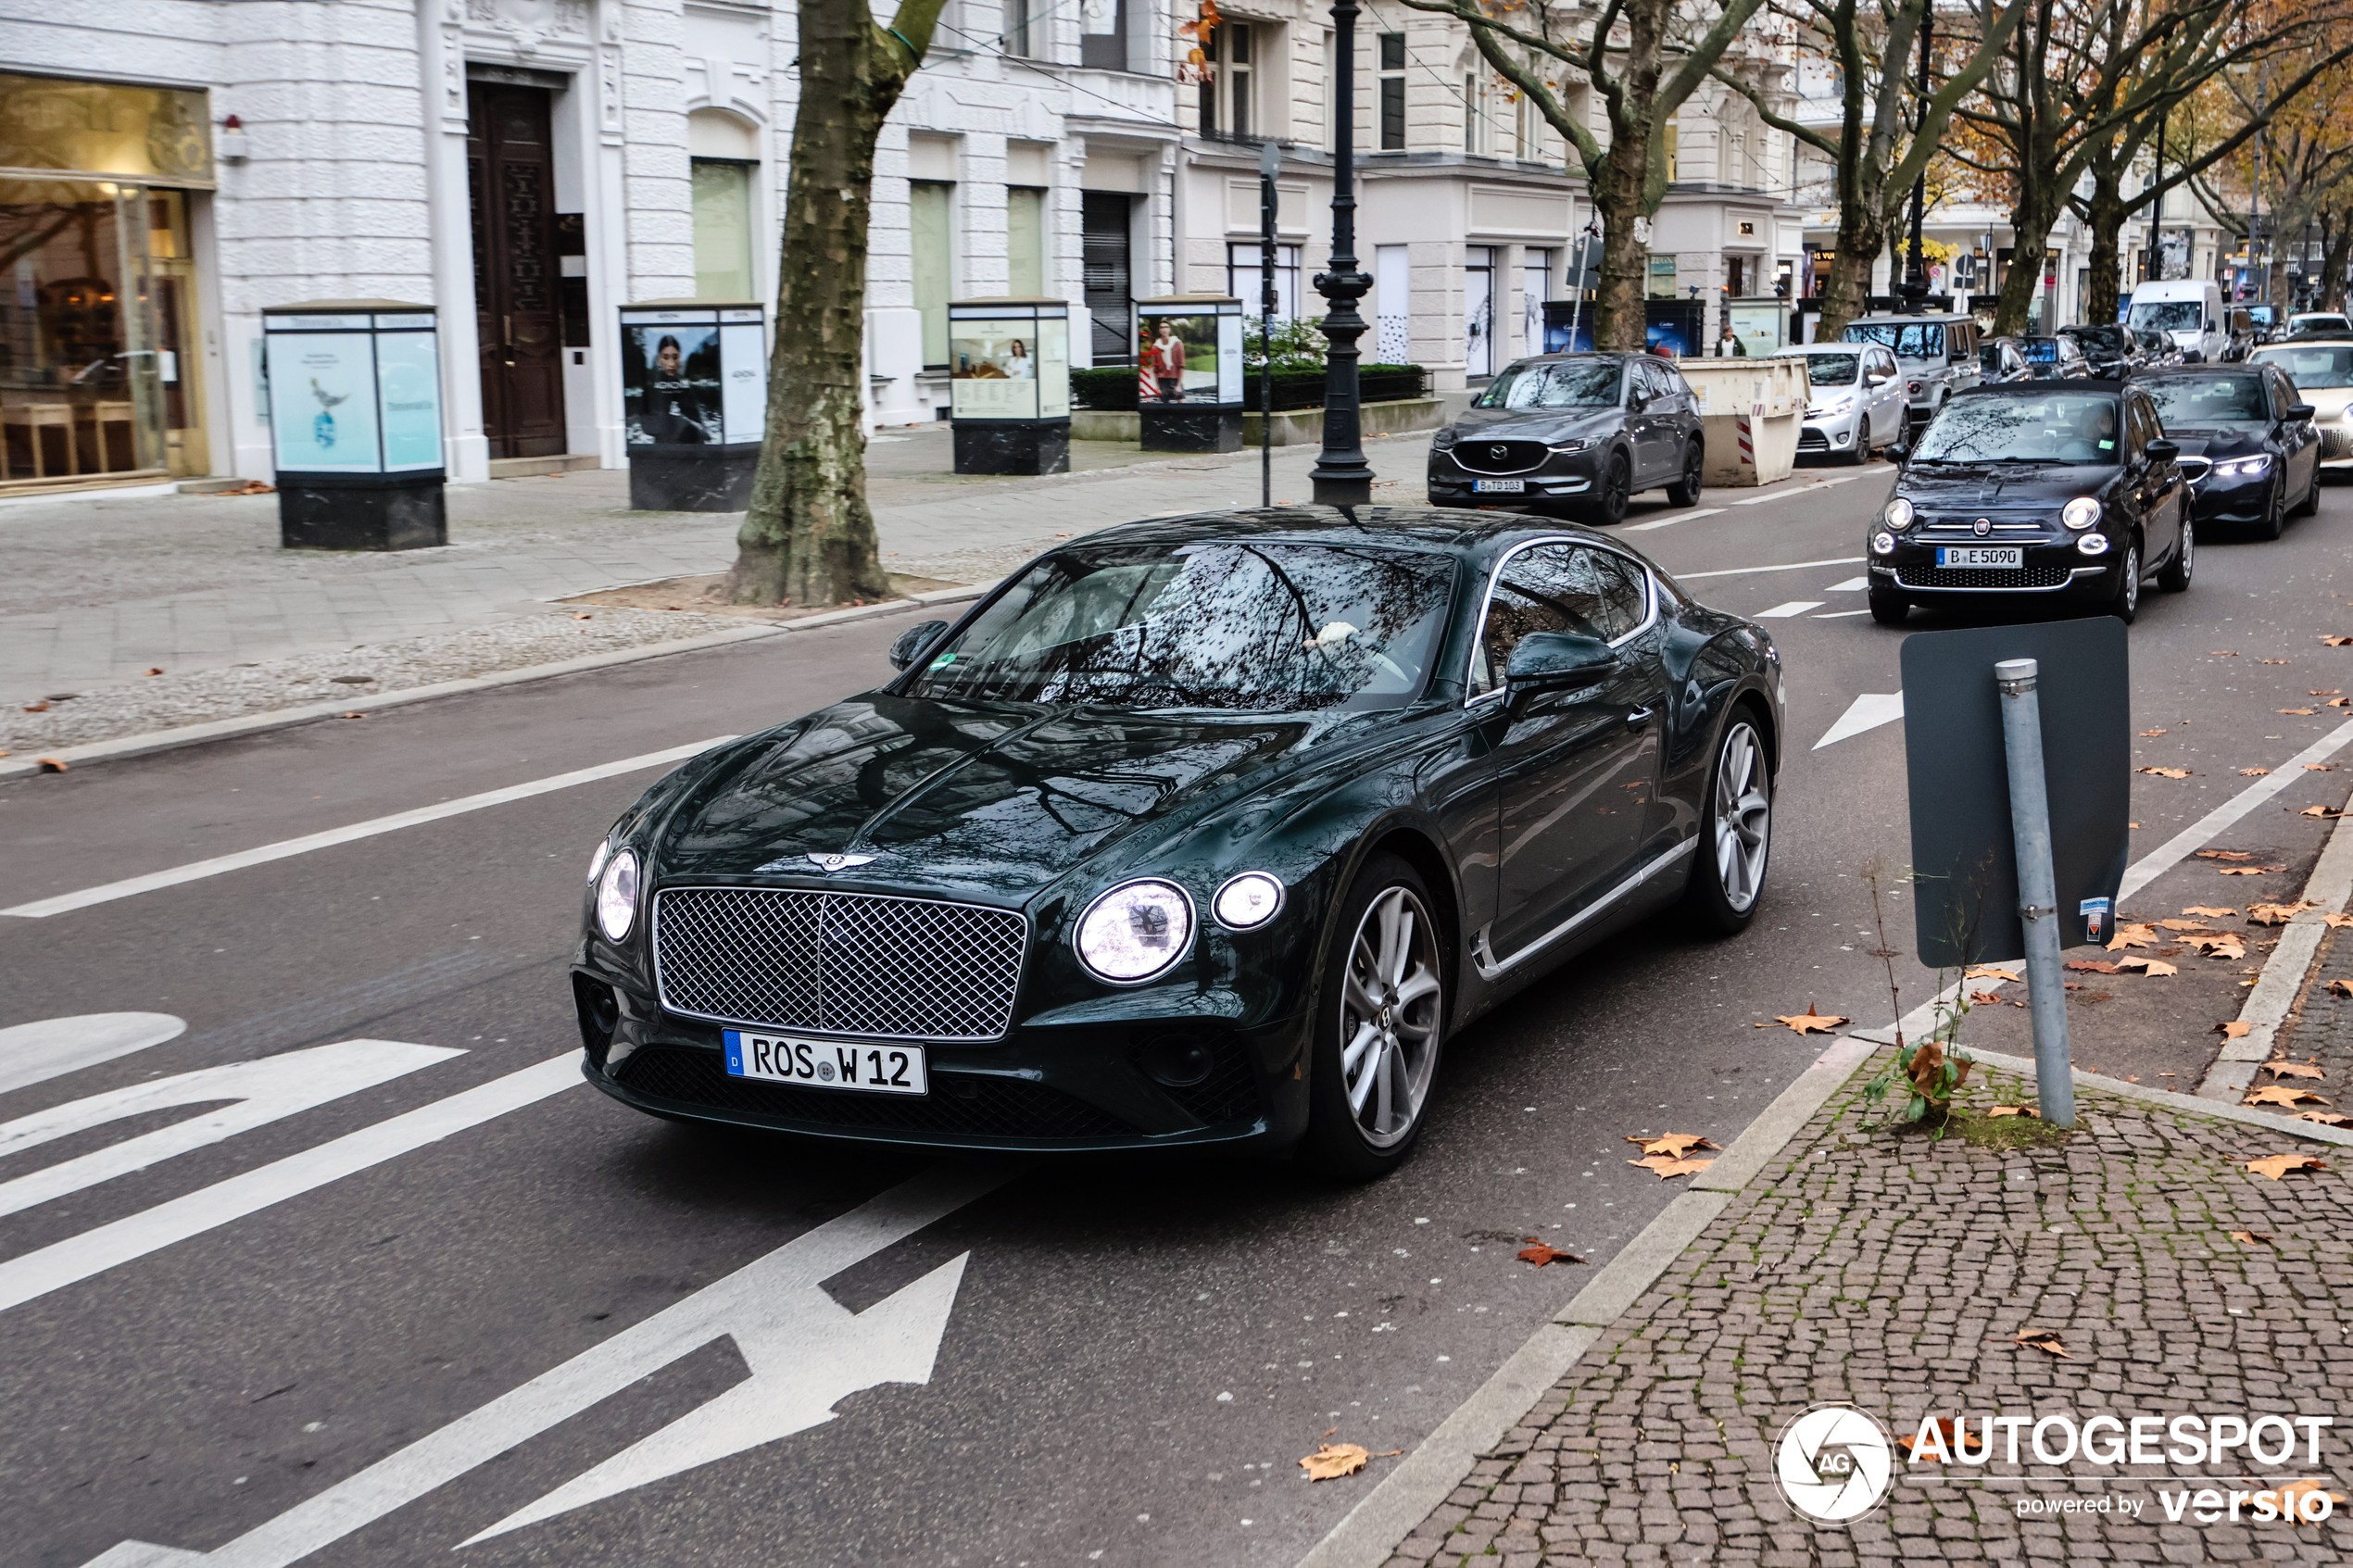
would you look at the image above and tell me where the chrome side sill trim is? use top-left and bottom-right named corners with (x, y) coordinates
top-left (1468, 837), bottom-right (1698, 982)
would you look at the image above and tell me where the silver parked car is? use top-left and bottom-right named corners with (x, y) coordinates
top-left (1776, 343), bottom-right (1906, 463)
top-left (1840, 312), bottom-right (1983, 427)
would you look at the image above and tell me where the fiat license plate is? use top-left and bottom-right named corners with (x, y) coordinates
top-left (1935, 546), bottom-right (2023, 569)
top-left (724, 1030), bottom-right (928, 1095)
top-left (1472, 479), bottom-right (1525, 494)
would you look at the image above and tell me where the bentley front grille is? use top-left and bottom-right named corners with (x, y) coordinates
top-left (654, 886), bottom-right (1027, 1042)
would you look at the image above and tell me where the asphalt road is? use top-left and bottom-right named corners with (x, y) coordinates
top-left (6, 464), bottom-right (2352, 1568)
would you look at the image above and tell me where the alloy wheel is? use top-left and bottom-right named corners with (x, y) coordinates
top-left (1711, 721), bottom-right (1772, 913)
top-left (1339, 886), bottom-right (1443, 1148)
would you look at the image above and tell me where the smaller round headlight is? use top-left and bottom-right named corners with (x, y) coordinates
top-left (2077, 533), bottom-right (2110, 556)
top-left (587, 838), bottom-right (611, 884)
top-left (596, 849), bottom-right (640, 943)
top-left (1871, 531), bottom-right (1897, 556)
top-left (1075, 879), bottom-right (1194, 983)
top-left (1214, 872), bottom-right (1285, 930)
top-left (1883, 497), bottom-right (1914, 530)
top-left (2062, 496), bottom-right (2103, 530)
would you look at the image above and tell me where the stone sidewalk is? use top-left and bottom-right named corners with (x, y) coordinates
top-left (1366, 1053), bottom-right (2353, 1568)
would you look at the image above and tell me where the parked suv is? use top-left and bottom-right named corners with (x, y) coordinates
top-left (1427, 353), bottom-right (1705, 525)
top-left (1840, 311), bottom-right (1982, 428)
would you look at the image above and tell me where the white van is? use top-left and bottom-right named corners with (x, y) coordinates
top-left (2125, 280), bottom-right (2227, 363)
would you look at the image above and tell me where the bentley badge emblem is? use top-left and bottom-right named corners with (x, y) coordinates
top-left (807, 853), bottom-right (877, 874)
top-left (1973, 518), bottom-right (1992, 536)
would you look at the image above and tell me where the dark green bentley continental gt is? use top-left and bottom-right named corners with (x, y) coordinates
top-left (573, 507), bottom-right (1784, 1177)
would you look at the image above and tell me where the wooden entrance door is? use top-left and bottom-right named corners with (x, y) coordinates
top-left (467, 83), bottom-right (567, 458)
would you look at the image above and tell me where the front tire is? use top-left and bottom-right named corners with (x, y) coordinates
top-left (1584, 452), bottom-right (1632, 526)
top-left (1682, 714), bottom-right (1773, 935)
top-left (2251, 477), bottom-right (2286, 540)
top-left (2295, 463), bottom-right (2322, 518)
top-left (1301, 854), bottom-right (1446, 1180)
top-left (2157, 516), bottom-right (2194, 592)
top-left (1868, 585), bottom-right (1910, 625)
top-left (2108, 541), bottom-right (2142, 623)
top-left (1665, 442), bottom-right (1705, 507)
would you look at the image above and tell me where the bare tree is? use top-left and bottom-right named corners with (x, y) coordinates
top-left (724, 0), bottom-right (950, 608)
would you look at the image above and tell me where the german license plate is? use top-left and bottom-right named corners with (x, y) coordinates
top-left (1935, 546), bottom-right (2023, 569)
top-left (1472, 479), bottom-right (1525, 494)
top-left (724, 1030), bottom-right (928, 1095)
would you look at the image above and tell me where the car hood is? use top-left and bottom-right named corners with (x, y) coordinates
top-left (1445, 405), bottom-right (1623, 445)
top-left (2158, 424), bottom-right (2265, 458)
top-left (1896, 461), bottom-right (2120, 506)
top-left (648, 696), bottom-right (1338, 903)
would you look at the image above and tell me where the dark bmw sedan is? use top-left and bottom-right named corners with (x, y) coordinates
top-left (1868, 382), bottom-right (2191, 626)
top-left (1427, 353), bottom-right (1706, 525)
top-left (2132, 365), bottom-right (2322, 539)
top-left (574, 508), bottom-right (1783, 1177)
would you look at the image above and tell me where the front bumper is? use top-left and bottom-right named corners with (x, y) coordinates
top-left (1428, 446), bottom-right (1600, 505)
top-left (1869, 534), bottom-right (2121, 598)
top-left (2186, 468), bottom-right (2279, 524)
top-left (1799, 405), bottom-right (1862, 453)
top-left (573, 963), bottom-right (1312, 1152)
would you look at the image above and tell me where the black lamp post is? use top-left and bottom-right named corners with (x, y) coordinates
top-left (1310, 0), bottom-right (1374, 507)
top-left (1902, 11), bottom-right (1931, 304)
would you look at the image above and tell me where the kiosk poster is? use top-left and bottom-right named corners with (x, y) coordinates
top-left (1137, 312), bottom-right (1225, 404)
top-left (719, 315), bottom-right (765, 443)
top-left (265, 332), bottom-right (382, 473)
top-left (623, 325), bottom-right (724, 445)
top-left (375, 332), bottom-right (445, 471)
top-left (950, 325), bottom-right (1044, 420)
top-left (1036, 316), bottom-right (1071, 419)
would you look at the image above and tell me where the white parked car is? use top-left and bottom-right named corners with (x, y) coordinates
top-left (1777, 342), bottom-right (1906, 462)
top-left (2251, 337), bottom-right (2353, 467)
top-left (2126, 280), bottom-right (2228, 363)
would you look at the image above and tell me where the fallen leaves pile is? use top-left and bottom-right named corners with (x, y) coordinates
top-left (1623, 1131), bottom-right (1717, 1180)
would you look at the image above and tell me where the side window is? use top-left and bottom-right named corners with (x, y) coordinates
top-left (2126, 397), bottom-right (2154, 455)
top-left (1637, 361), bottom-right (1670, 402)
top-left (1473, 545), bottom-right (1651, 694)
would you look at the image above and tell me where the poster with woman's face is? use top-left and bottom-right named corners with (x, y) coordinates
top-left (623, 325), bottom-right (723, 445)
top-left (950, 325), bottom-right (1041, 419)
top-left (1137, 314), bottom-right (1221, 402)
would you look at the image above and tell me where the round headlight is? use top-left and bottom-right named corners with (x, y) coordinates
top-left (1075, 879), bottom-right (1194, 984)
top-left (586, 838), bottom-right (611, 884)
top-left (1213, 872), bottom-right (1285, 930)
top-left (596, 849), bottom-right (640, 943)
top-left (2062, 496), bottom-right (2103, 530)
top-left (1871, 531), bottom-right (1897, 556)
top-left (2077, 532), bottom-right (2110, 556)
top-left (1883, 497), bottom-right (1914, 530)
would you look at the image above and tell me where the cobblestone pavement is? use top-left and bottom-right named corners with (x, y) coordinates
top-left (1377, 1055), bottom-right (2353, 1567)
top-left (2271, 920), bottom-right (2353, 1112)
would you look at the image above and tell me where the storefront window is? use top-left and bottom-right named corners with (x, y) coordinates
top-left (690, 159), bottom-right (755, 301)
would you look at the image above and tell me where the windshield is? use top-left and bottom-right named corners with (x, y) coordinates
top-left (1843, 322), bottom-right (1946, 360)
top-left (1476, 358), bottom-right (1623, 409)
top-left (2129, 300), bottom-right (2204, 332)
top-left (2065, 326), bottom-right (2128, 355)
top-left (1911, 393), bottom-right (2124, 464)
top-left (2255, 345), bottom-right (2353, 388)
top-left (2247, 306), bottom-right (2276, 327)
top-left (1801, 353), bottom-right (1862, 387)
top-left (2021, 339), bottom-right (2059, 363)
top-left (905, 541), bottom-right (1455, 713)
top-left (2291, 316), bottom-right (2352, 338)
top-left (2142, 375), bottom-right (2266, 426)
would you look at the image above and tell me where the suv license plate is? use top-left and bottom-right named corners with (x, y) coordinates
top-left (1935, 546), bottom-right (2023, 569)
top-left (1472, 480), bottom-right (1525, 494)
top-left (724, 1030), bottom-right (928, 1095)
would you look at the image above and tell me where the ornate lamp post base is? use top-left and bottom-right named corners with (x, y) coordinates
top-left (1311, 0), bottom-right (1375, 509)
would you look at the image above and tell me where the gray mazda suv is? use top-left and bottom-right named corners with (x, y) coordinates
top-left (1426, 352), bottom-right (1706, 525)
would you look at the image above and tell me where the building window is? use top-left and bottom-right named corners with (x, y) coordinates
top-left (1007, 186), bottom-right (1048, 295)
top-left (1378, 33), bottom-right (1406, 150)
top-left (1082, 190), bottom-right (1134, 364)
top-left (1005, 0), bottom-right (1036, 57)
top-left (1227, 241), bottom-right (1302, 321)
top-left (1201, 20), bottom-right (1256, 137)
top-left (1324, 32), bottom-right (1337, 149)
top-left (1081, 0), bottom-right (1130, 70)
top-left (1516, 95), bottom-right (1542, 160)
top-left (911, 179), bottom-right (955, 367)
top-left (1466, 245), bottom-right (1495, 377)
top-left (1522, 248), bottom-right (1552, 353)
top-left (690, 159), bottom-right (756, 301)
top-left (1647, 256), bottom-right (1679, 300)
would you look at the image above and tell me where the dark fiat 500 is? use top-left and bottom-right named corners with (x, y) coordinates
top-left (2132, 365), bottom-right (2322, 539)
top-left (1427, 354), bottom-right (1706, 525)
top-left (574, 508), bottom-right (1784, 1177)
top-left (1868, 382), bottom-right (2191, 626)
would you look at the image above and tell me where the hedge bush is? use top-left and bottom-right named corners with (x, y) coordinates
top-left (1069, 364), bottom-right (1427, 413)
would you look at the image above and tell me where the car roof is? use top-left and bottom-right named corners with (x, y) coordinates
top-left (1846, 313), bottom-right (1973, 324)
top-left (1067, 505), bottom-right (1634, 565)
top-left (2133, 364), bottom-right (2260, 379)
top-left (1954, 378), bottom-right (2130, 397)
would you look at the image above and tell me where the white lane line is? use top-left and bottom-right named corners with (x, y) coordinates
top-left (1812, 692), bottom-right (1904, 750)
top-left (1755, 601), bottom-right (1825, 619)
top-left (1825, 577), bottom-right (1869, 592)
top-left (0, 1013), bottom-right (186, 1097)
top-left (0, 736), bottom-right (735, 920)
top-left (1627, 507), bottom-right (1726, 533)
top-left (82, 1165), bottom-right (1012, 1568)
top-left (0, 1053), bottom-right (579, 1315)
top-left (2120, 716), bottom-right (2353, 900)
top-left (1676, 556), bottom-right (1866, 582)
top-left (1813, 608), bottom-right (1872, 619)
top-left (1728, 474), bottom-right (1864, 505)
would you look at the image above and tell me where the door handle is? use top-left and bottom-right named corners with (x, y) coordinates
top-left (1625, 706), bottom-right (1655, 728)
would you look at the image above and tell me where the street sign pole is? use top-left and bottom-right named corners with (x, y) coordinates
top-left (1260, 137), bottom-right (1279, 508)
top-left (1994, 658), bottom-right (2077, 1126)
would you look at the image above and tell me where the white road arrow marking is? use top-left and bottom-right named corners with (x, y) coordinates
top-left (0, 1013), bottom-right (186, 1097)
top-left (82, 1165), bottom-right (1011, 1568)
top-left (0, 1040), bottom-right (459, 1221)
top-left (1755, 601), bottom-right (1825, 619)
top-left (1812, 692), bottom-right (1905, 750)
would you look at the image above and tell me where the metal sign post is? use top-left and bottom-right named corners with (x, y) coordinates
top-left (1994, 659), bottom-right (2077, 1126)
top-left (1260, 137), bottom-right (1279, 508)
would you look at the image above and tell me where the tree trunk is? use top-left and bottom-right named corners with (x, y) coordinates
top-left (1991, 183), bottom-right (2061, 337)
top-left (1588, 44), bottom-right (1666, 351)
top-left (2080, 176), bottom-right (2129, 330)
top-left (1816, 204), bottom-right (1885, 341)
top-left (724, 0), bottom-right (933, 608)
top-left (2322, 216), bottom-right (2352, 312)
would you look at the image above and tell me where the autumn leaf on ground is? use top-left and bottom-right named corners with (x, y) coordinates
top-left (2183, 906), bottom-right (2239, 918)
top-left (2308, 761), bottom-right (2341, 769)
top-left (1969, 989), bottom-right (2006, 1004)
top-left (2015, 1330), bottom-right (2071, 1359)
top-left (1761, 1004), bottom-right (1848, 1035)
top-left (2332, 697), bottom-right (2353, 709)
top-left (1516, 1238), bottom-right (1587, 1268)
top-left (2242, 1152), bottom-right (2330, 1180)
top-left (1986, 1105), bottom-right (2040, 1119)
top-left (2065, 960), bottom-right (2120, 974)
top-left (1628, 1154), bottom-right (1715, 1179)
top-left (2294, 1110), bottom-right (2353, 1126)
top-left (2106, 922), bottom-right (2158, 950)
top-left (2217, 867), bottom-right (2286, 877)
top-left (2257, 1478), bottom-right (2347, 1526)
top-left (35, 758), bottom-right (64, 773)
top-left (2217, 1020), bottom-right (2253, 1038)
top-left (2327, 914), bottom-right (2353, 929)
top-left (2246, 901), bottom-right (2318, 925)
top-left (2231, 1231), bottom-right (2272, 1246)
top-left (2138, 767), bottom-right (2192, 778)
top-left (1896, 1419), bottom-right (1988, 1460)
top-left (2213, 649), bottom-right (2241, 657)
top-left (2139, 728), bottom-right (2169, 736)
top-left (2196, 850), bottom-right (2259, 861)
top-left (2314, 693), bottom-right (2344, 699)
top-left (2279, 709), bottom-right (2317, 716)
top-left (1299, 1443), bottom-right (1371, 1481)
top-left (2185, 933), bottom-right (2247, 959)
top-left (2322, 636), bottom-right (2353, 646)
top-left (2114, 956), bottom-right (2177, 976)
top-left (2262, 1059), bottom-right (2325, 1080)
top-left (2300, 805), bottom-right (2347, 819)
top-left (1625, 1133), bottom-right (1718, 1158)
top-left (1965, 965), bottom-right (2022, 982)
top-left (2261, 658), bottom-right (2290, 665)
top-left (2241, 767), bottom-right (2272, 776)
top-left (2245, 1085), bottom-right (2328, 1108)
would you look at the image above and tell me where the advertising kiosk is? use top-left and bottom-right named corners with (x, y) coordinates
top-left (1135, 295), bottom-right (1245, 452)
top-left (619, 300), bottom-right (768, 510)
top-left (261, 301), bottom-right (445, 550)
top-left (948, 298), bottom-right (1071, 475)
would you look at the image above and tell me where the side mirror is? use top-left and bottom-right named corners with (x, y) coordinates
top-left (2287, 402), bottom-right (2318, 423)
top-left (1885, 442), bottom-right (1910, 463)
top-left (887, 619), bottom-right (952, 672)
top-left (1504, 632), bottom-right (1618, 699)
top-left (2145, 438), bottom-right (2180, 462)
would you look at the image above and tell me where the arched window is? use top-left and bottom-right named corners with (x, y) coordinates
top-left (688, 109), bottom-right (760, 300)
